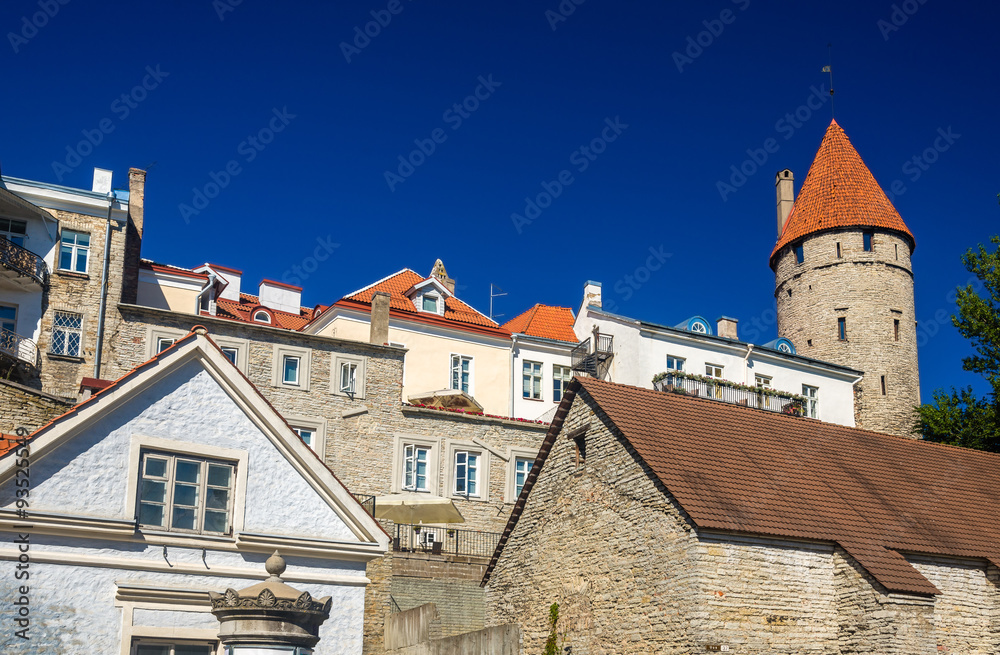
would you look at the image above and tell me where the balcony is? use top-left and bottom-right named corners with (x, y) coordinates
top-left (390, 523), bottom-right (501, 559)
top-left (653, 371), bottom-right (805, 416)
top-left (353, 493), bottom-right (376, 517)
top-left (0, 237), bottom-right (47, 290)
top-left (0, 328), bottom-right (39, 370)
top-left (571, 332), bottom-right (614, 379)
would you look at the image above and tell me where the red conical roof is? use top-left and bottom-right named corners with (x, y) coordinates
top-left (770, 120), bottom-right (914, 269)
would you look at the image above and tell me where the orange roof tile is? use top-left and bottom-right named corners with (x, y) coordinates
top-left (338, 269), bottom-right (507, 334)
top-left (214, 293), bottom-right (317, 331)
top-left (486, 377), bottom-right (1000, 595)
top-left (770, 120), bottom-right (915, 268)
top-left (503, 305), bottom-right (578, 343)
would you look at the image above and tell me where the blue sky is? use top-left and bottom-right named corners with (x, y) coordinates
top-left (3, 0), bottom-right (998, 402)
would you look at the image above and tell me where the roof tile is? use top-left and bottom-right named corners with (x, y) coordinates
top-left (503, 305), bottom-right (578, 343)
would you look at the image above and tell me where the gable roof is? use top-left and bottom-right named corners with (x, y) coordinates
top-left (503, 305), bottom-right (578, 343)
top-left (0, 327), bottom-right (388, 548)
top-left (485, 377), bottom-right (1000, 595)
top-left (770, 120), bottom-right (915, 269)
top-left (323, 268), bottom-right (509, 337)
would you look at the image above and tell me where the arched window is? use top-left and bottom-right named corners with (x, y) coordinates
top-left (253, 310), bottom-right (271, 324)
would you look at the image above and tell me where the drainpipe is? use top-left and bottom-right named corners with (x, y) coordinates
top-left (509, 334), bottom-right (518, 418)
top-left (93, 191), bottom-right (115, 378)
top-left (743, 343), bottom-right (754, 385)
top-left (195, 273), bottom-right (218, 315)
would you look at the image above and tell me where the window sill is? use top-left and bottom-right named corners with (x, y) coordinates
top-left (47, 352), bottom-right (85, 363)
top-left (522, 396), bottom-right (543, 402)
top-left (333, 390), bottom-right (366, 400)
top-left (450, 493), bottom-right (488, 503)
top-left (54, 269), bottom-right (90, 280)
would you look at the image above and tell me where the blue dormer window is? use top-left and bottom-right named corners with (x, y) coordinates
top-left (676, 316), bottom-right (713, 335)
top-left (775, 338), bottom-right (795, 354)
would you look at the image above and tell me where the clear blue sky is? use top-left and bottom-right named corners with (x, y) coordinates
top-left (3, 0), bottom-right (998, 402)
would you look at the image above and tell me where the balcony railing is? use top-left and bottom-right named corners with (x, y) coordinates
top-left (353, 493), bottom-right (375, 517)
top-left (391, 523), bottom-right (501, 559)
top-left (570, 332), bottom-right (614, 378)
top-left (652, 372), bottom-right (805, 416)
top-left (0, 237), bottom-right (47, 288)
top-left (0, 328), bottom-right (39, 369)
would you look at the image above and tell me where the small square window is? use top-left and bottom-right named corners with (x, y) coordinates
top-left (522, 361), bottom-right (542, 400)
top-left (755, 374), bottom-right (772, 388)
top-left (59, 229), bottom-right (90, 273)
top-left (282, 355), bottom-right (300, 385)
top-left (333, 356), bottom-right (366, 398)
top-left (221, 347), bottom-right (238, 365)
top-left (422, 295), bottom-right (438, 313)
top-left (293, 427), bottom-right (315, 450)
top-left (666, 355), bottom-right (685, 372)
top-left (156, 337), bottom-right (175, 354)
top-left (705, 364), bottom-right (723, 379)
top-left (51, 311), bottom-right (83, 357)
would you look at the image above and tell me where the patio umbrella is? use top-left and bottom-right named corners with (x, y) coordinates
top-left (373, 491), bottom-right (465, 525)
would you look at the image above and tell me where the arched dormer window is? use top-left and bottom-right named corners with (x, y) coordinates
top-left (690, 320), bottom-right (708, 333)
top-left (253, 310), bottom-right (272, 324)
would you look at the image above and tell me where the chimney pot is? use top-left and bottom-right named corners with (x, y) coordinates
top-left (583, 281), bottom-right (602, 310)
top-left (370, 292), bottom-right (391, 345)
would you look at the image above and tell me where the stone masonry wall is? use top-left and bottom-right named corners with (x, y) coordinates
top-left (37, 207), bottom-right (131, 398)
top-left (908, 555), bottom-right (1000, 653)
top-left (106, 305), bottom-right (549, 654)
top-left (775, 228), bottom-right (919, 437)
top-left (0, 379), bottom-right (73, 434)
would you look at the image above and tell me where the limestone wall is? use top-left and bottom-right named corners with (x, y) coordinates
top-left (774, 228), bottom-right (919, 437)
top-left (0, 379), bottom-right (72, 434)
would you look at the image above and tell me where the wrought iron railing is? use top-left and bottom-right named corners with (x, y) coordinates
top-left (392, 523), bottom-right (501, 559)
top-left (571, 333), bottom-right (614, 377)
top-left (595, 332), bottom-right (613, 355)
top-left (0, 328), bottom-right (39, 369)
top-left (353, 494), bottom-right (375, 517)
top-left (653, 372), bottom-right (805, 416)
top-left (0, 237), bottom-right (47, 288)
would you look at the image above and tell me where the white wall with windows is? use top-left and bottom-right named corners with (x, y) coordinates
top-left (575, 304), bottom-right (862, 427)
top-left (0, 337), bottom-right (385, 655)
top-left (510, 335), bottom-right (575, 421)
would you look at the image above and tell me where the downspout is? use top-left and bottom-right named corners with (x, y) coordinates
top-left (743, 343), bottom-right (754, 385)
top-left (93, 191), bottom-right (115, 378)
top-left (195, 273), bottom-right (218, 315)
top-left (509, 334), bottom-right (518, 418)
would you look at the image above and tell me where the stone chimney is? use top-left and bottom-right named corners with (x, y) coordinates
top-left (775, 169), bottom-right (794, 237)
top-left (370, 291), bottom-right (390, 345)
top-left (121, 168), bottom-right (146, 304)
top-left (583, 281), bottom-right (602, 309)
top-left (716, 316), bottom-right (739, 340)
top-left (430, 259), bottom-right (456, 295)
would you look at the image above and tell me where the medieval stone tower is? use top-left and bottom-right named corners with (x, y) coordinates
top-left (771, 119), bottom-right (919, 437)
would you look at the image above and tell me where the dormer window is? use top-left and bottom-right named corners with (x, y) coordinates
top-left (253, 310), bottom-right (271, 324)
top-left (690, 320), bottom-right (708, 334)
top-left (422, 294), bottom-right (439, 313)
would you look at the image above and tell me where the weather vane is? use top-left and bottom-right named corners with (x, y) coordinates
top-left (822, 43), bottom-right (835, 120)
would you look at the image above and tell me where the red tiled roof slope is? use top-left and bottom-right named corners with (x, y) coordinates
top-left (214, 293), bottom-right (317, 331)
top-left (503, 305), bottom-right (578, 343)
top-left (770, 120), bottom-right (915, 268)
top-left (576, 377), bottom-right (1000, 595)
top-left (342, 269), bottom-right (502, 330)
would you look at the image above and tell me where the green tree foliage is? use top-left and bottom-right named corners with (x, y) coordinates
top-left (543, 603), bottom-right (561, 655)
top-left (916, 235), bottom-right (1000, 451)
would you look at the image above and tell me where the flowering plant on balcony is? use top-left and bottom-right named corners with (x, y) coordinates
top-left (652, 370), bottom-right (807, 403)
top-left (403, 403), bottom-right (549, 425)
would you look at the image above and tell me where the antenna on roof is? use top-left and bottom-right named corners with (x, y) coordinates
top-left (822, 43), bottom-right (836, 120)
top-left (489, 284), bottom-right (507, 322)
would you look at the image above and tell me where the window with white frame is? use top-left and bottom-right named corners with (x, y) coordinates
top-left (666, 355), bottom-right (685, 372)
top-left (552, 365), bottom-right (571, 403)
top-left (339, 361), bottom-right (357, 394)
top-left (421, 294), bottom-right (439, 313)
top-left (705, 364), bottom-right (724, 379)
top-left (453, 450), bottom-right (480, 497)
top-left (333, 355), bottom-right (366, 399)
top-left (522, 360), bottom-right (542, 400)
top-left (403, 444), bottom-right (431, 492)
top-left (253, 310), bottom-right (271, 323)
top-left (293, 427), bottom-right (315, 450)
top-left (450, 355), bottom-right (471, 394)
top-left (754, 374), bottom-right (772, 388)
top-left (220, 347), bottom-right (238, 365)
top-left (58, 229), bottom-right (90, 273)
top-left (273, 345), bottom-right (310, 390)
top-left (137, 451), bottom-right (235, 535)
top-left (802, 385), bottom-right (819, 419)
top-left (51, 311), bottom-right (83, 356)
top-left (282, 355), bottom-right (300, 385)
top-left (0, 218), bottom-right (27, 247)
top-left (156, 337), bottom-right (175, 353)
top-left (514, 457), bottom-right (532, 498)
top-left (131, 639), bottom-right (217, 655)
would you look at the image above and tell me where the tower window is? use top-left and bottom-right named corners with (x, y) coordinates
top-left (836, 242), bottom-right (842, 258)
top-left (793, 243), bottom-right (804, 264)
top-left (837, 317), bottom-right (847, 341)
top-left (881, 375), bottom-right (887, 395)
top-left (787, 288), bottom-right (792, 297)
top-left (863, 231), bottom-right (874, 252)
top-left (894, 319), bottom-right (900, 341)
top-left (895, 244), bottom-right (899, 260)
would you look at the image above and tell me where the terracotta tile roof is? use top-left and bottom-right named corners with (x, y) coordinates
top-left (485, 377), bottom-right (1000, 595)
top-left (503, 305), bottom-right (579, 343)
top-left (770, 120), bottom-right (915, 268)
top-left (335, 269), bottom-right (508, 335)
top-left (213, 292), bottom-right (317, 331)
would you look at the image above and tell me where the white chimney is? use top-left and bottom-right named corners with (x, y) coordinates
top-left (776, 169), bottom-right (795, 236)
top-left (583, 281), bottom-right (602, 309)
top-left (196, 264), bottom-right (242, 302)
top-left (259, 279), bottom-right (302, 314)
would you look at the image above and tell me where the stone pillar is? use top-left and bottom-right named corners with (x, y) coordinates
top-left (209, 551), bottom-right (332, 653)
top-left (370, 291), bottom-right (390, 345)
